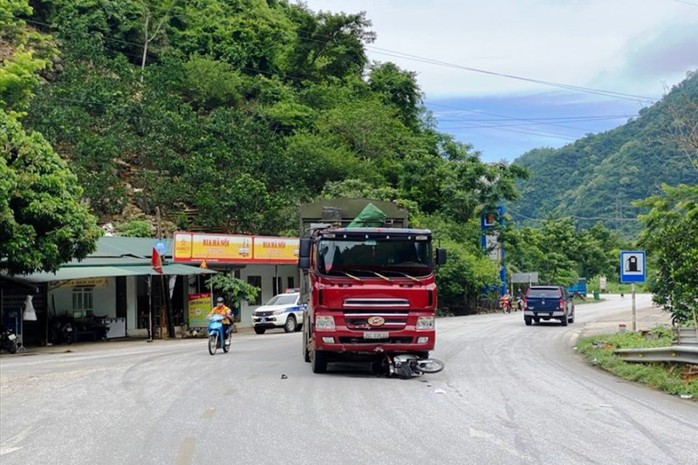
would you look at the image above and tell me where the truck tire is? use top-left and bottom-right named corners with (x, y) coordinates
top-left (284, 315), bottom-right (297, 333)
top-left (560, 312), bottom-right (568, 326)
top-left (311, 350), bottom-right (328, 373)
top-left (524, 316), bottom-right (532, 326)
top-left (303, 328), bottom-right (311, 363)
top-left (254, 327), bottom-right (266, 335)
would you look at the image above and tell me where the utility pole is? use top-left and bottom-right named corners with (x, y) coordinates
top-left (155, 206), bottom-right (175, 338)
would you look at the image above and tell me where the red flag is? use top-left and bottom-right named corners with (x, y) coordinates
top-left (151, 247), bottom-right (163, 273)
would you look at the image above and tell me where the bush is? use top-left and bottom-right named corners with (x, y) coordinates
top-left (576, 325), bottom-right (697, 399)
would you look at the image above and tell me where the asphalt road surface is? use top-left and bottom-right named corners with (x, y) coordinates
top-left (1, 294), bottom-right (696, 465)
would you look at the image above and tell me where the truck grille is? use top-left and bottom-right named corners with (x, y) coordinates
top-left (343, 298), bottom-right (409, 308)
top-left (338, 336), bottom-right (413, 344)
top-left (342, 309), bottom-right (409, 330)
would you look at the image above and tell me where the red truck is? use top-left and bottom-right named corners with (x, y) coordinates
top-left (298, 199), bottom-right (447, 373)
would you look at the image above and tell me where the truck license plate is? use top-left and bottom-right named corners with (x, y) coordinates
top-left (364, 331), bottom-right (389, 340)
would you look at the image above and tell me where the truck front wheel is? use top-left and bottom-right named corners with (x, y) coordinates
top-left (303, 328), bottom-right (311, 362)
top-left (311, 350), bottom-right (328, 373)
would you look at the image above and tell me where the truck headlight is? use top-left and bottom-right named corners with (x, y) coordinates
top-left (416, 316), bottom-right (435, 330)
top-left (273, 309), bottom-right (285, 315)
top-left (316, 315), bottom-right (335, 330)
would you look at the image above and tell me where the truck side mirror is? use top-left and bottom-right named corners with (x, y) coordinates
top-left (435, 248), bottom-right (447, 266)
top-left (298, 238), bottom-right (311, 270)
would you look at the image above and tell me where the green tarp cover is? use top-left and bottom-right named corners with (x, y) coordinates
top-left (347, 203), bottom-right (387, 227)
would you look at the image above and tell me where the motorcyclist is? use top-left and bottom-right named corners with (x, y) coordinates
top-left (208, 297), bottom-right (233, 341)
top-left (499, 293), bottom-right (511, 313)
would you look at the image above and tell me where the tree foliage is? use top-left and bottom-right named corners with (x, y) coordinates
top-left (0, 111), bottom-right (102, 274)
top-left (637, 184), bottom-right (698, 325)
top-left (510, 71), bottom-right (698, 239)
top-left (503, 218), bottom-right (622, 286)
top-left (8, 0), bottom-right (542, 311)
top-left (205, 273), bottom-right (259, 306)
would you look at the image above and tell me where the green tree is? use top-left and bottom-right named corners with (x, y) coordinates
top-left (503, 219), bottom-right (580, 286)
top-left (368, 62), bottom-right (422, 130)
top-left (118, 219), bottom-right (153, 237)
top-left (435, 238), bottom-right (500, 314)
top-left (286, 8), bottom-right (375, 82)
top-left (206, 273), bottom-right (259, 307)
top-left (637, 184), bottom-right (698, 324)
top-left (1, 111), bottom-right (102, 275)
top-left (0, 0), bottom-right (56, 115)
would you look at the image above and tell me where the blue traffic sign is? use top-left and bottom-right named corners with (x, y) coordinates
top-left (620, 250), bottom-right (646, 283)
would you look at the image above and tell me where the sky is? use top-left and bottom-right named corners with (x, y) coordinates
top-left (296, 0), bottom-right (698, 162)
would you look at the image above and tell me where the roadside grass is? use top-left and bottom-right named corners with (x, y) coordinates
top-left (576, 325), bottom-right (698, 400)
top-left (573, 296), bottom-right (603, 306)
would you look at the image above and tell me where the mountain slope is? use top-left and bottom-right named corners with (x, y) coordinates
top-left (509, 70), bottom-right (698, 239)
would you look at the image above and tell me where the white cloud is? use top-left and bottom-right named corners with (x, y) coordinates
top-left (298, 0), bottom-right (697, 99)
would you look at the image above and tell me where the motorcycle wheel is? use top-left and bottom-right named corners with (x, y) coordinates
top-left (3, 341), bottom-right (18, 354)
top-left (416, 358), bottom-right (444, 374)
top-left (223, 333), bottom-right (231, 353)
top-left (208, 333), bottom-right (219, 355)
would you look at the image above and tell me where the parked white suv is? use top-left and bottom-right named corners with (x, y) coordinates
top-left (252, 292), bottom-right (305, 334)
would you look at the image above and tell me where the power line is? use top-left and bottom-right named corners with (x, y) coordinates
top-left (508, 209), bottom-right (641, 223)
top-left (17, 14), bottom-right (659, 146)
top-left (673, 0), bottom-right (698, 6)
top-left (436, 114), bottom-right (635, 123)
top-left (24, 14), bottom-right (658, 105)
top-left (426, 101), bottom-right (617, 141)
top-left (367, 47), bottom-right (657, 103)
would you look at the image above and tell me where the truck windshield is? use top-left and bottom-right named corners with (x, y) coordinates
top-left (317, 238), bottom-right (433, 277)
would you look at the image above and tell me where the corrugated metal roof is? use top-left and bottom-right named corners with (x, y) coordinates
top-left (94, 237), bottom-right (169, 257)
top-left (17, 263), bottom-right (214, 283)
top-left (5, 236), bottom-right (212, 283)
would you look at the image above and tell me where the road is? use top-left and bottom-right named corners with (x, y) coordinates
top-left (1, 294), bottom-right (696, 465)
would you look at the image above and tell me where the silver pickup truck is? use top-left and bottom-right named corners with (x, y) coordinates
top-left (522, 285), bottom-right (575, 326)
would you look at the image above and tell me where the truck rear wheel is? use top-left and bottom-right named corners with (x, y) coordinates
top-left (560, 313), bottom-right (568, 326)
top-left (311, 350), bottom-right (328, 373)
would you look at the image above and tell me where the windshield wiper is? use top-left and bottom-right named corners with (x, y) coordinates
top-left (329, 269), bottom-right (363, 282)
top-left (392, 271), bottom-right (420, 282)
top-left (348, 269), bottom-right (391, 282)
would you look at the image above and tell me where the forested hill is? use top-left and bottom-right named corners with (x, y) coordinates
top-left (509, 71), bottom-right (698, 239)
top-left (9, 0), bottom-right (523, 237)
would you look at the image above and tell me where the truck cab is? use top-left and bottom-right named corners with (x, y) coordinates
top-left (299, 219), bottom-right (446, 373)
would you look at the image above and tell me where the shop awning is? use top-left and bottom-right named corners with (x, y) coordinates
top-left (12, 264), bottom-right (215, 284)
top-left (160, 264), bottom-right (217, 276)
